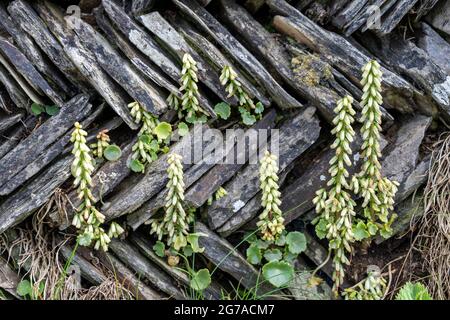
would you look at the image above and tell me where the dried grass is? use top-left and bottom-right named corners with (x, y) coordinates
top-left (416, 132), bottom-right (450, 299)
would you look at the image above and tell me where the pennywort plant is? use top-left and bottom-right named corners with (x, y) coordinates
top-left (128, 101), bottom-right (171, 173)
top-left (342, 267), bottom-right (386, 300)
top-left (70, 122), bottom-right (123, 251)
top-left (90, 129), bottom-right (110, 159)
top-left (312, 95), bottom-right (357, 292)
top-left (220, 65), bottom-right (264, 125)
top-left (168, 53), bottom-right (208, 124)
top-left (246, 151), bottom-right (307, 288)
top-left (351, 60), bottom-right (398, 240)
top-left (149, 153), bottom-right (194, 251)
top-left (257, 151), bottom-right (284, 241)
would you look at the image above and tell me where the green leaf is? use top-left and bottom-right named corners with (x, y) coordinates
top-left (395, 282), bottom-right (432, 300)
top-left (177, 122), bottom-right (189, 137)
top-left (17, 279), bottom-right (32, 297)
top-left (283, 249), bottom-right (298, 264)
top-left (244, 232), bottom-right (258, 244)
top-left (154, 122), bottom-right (172, 140)
top-left (262, 261), bottom-right (294, 288)
top-left (153, 241), bottom-right (165, 258)
top-left (263, 249), bottom-right (283, 262)
top-left (379, 225), bottom-right (393, 239)
top-left (130, 159), bottom-right (145, 173)
top-left (30, 103), bottom-right (44, 116)
top-left (286, 231), bottom-right (307, 254)
top-left (254, 102), bottom-right (264, 114)
top-left (367, 221), bottom-right (378, 236)
top-left (139, 134), bottom-right (152, 144)
top-left (241, 111), bottom-right (256, 126)
top-left (275, 232), bottom-right (286, 246)
top-left (190, 269), bottom-right (211, 291)
top-left (148, 139), bottom-right (159, 151)
top-left (77, 232), bottom-right (93, 246)
top-left (214, 102), bottom-right (231, 120)
top-left (246, 243), bottom-right (262, 265)
top-left (104, 145), bottom-right (122, 161)
top-left (183, 245), bottom-right (193, 257)
top-left (353, 221), bottom-right (370, 241)
top-left (187, 233), bottom-right (205, 253)
top-left (173, 234), bottom-right (187, 251)
top-left (255, 239), bottom-right (270, 250)
top-left (45, 105), bottom-right (60, 116)
top-left (315, 218), bottom-right (328, 239)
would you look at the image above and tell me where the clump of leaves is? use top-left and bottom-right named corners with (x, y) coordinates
top-left (128, 101), bottom-right (171, 173)
top-left (312, 95), bottom-right (357, 292)
top-left (30, 102), bottom-right (60, 116)
top-left (342, 267), bottom-right (386, 300)
top-left (257, 151), bottom-right (284, 241)
top-left (16, 279), bottom-right (44, 300)
top-left (148, 153), bottom-right (195, 252)
top-left (168, 53), bottom-right (208, 124)
top-left (395, 282), bottom-right (432, 300)
top-left (70, 122), bottom-right (124, 251)
top-left (246, 230), bottom-right (307, 288)
top-left (351, 60), bottom-right (399, 240)
top-left (220, 65), bottom-right (264, 125)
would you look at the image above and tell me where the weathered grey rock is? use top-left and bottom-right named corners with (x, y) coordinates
top-left (194, 222), bottom-right (273, 294)
top-left (425, 0), bottom-right (450, 36)
top-left (0, 112), bottom-right (23, 135)
top-left (207, 107), bottom-right (320, 230)
top-left (97, 250), bottom-right (165, 300)
top-left (359, 32), bottom-right (449, 119)
top-left (268, 0), bottom-right (427, 115)
top-left (0, 94), bottom-right (90, 188)
top-left (0, 155), bottom-right (72, 234)
top-left (0, 104), bottom-right (101, 196)
top-left (34, 0), bottom-right (139, 129)
top-left (378, 0), bottom-right (420, 35)
top-left (172, 0), bottom-right (303, 109)
top-left (131, 0), bottom-right (155, 15)
top-left (0, 256), bottom-right (21, 298)
top-left (0, 116), bottom-right (37, 160)
top-left (0, 36), bottom-right (63, 105)
top-left (59, 243), bottom-right (107, 285)
top-left (109, 239), bottom-right (185, 299)
top-left (8, 0), bottom-right (90, 91)
top-left (67, 14), bottom-right (167, 117)
top-left (417, 23), bottom-right (450, 76)
top-left (381, 115), bottom-right (432, 184)
top-left (0, 63), bottom-right (30, 110)
top-left (0, 5), bottom-right (73, 97)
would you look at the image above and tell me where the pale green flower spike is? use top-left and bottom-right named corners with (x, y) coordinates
top-left (312, 95), bottom-right (357, 293)
top-left (149, 153), bottom-right (192, 251)
top-left (220, 65), bottom-right (262, 125)
top-left (257, 151), bottom-right (284, 241)
top-left (352, 60), bottom-right (399, 239)
top-left (207, 186), bottom-right (228, 205)
top-left (128, 101), bottom-right (163, 171)
top-left (168, 53), bottom-right (207, 123)
top-left (90, 129), bottom-right (110, 159)
top-left (342, 268), bottom-right (387, 300)
top-left (70, 122), bottom-right (124, 251)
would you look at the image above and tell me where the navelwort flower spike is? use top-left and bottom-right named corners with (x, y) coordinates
top-left (257, 151), bottom-right (284, 241)
top-left (352, 60), bottom-right (398, 239)
top-left (170, 53), bottom-right (207, 124)
top-left (312, 95), bottom-right (357, 292)
top-left (128, 101), bottom-right (164, 172)
top-left (220, 65), bottom-right (263, 126)
top-left (149, 153), bottom-right (193, 251)
top-left (342, 267), bottom-right (387, 300)
top-left (90, 129), bottom-right (110, 159)
top-left (207, 186), bottom-right (227, 205)
top-left (70, 122), bottom-right (124, 251)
